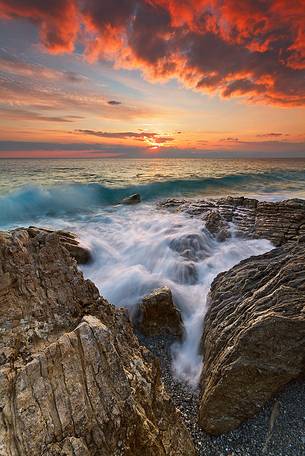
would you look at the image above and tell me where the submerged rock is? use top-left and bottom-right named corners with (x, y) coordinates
top-left (170, 233), bottom-right (213, 261)
top-left (121, 193), bottom-right (141, 205)
top-left (172, 261), bottom-right (198, 285)
top-left (198, 239), bottom-right (305, 435)
top-left (135, 287), bottom-right (183, 337)
top-left (0, 228), bottom-right (195, 456)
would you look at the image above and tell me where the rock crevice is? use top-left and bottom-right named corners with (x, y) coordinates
top-left (0, 228), bottom-right (195, 456)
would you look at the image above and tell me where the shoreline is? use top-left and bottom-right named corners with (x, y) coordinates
top-left (138, 333), bottom-right (305, 456)
top-left (1, 195), bottom-right (305, 455)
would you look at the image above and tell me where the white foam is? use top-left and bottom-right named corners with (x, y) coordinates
top-left (65, 204), bottom-right (271, 386)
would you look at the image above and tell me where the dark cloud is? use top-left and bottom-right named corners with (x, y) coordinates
top-left (0, 0), bottom-right (78, 53)
top-left (75, 129), bottom-right (174, 144)
top-left (0, 140), bottom-right (143, 154)
top-left (107, 100), bottom-right (122, 105)
top-left (0, 0), bottom-right (304, 105)
top-left (256, 132), bottom-right (288, 138)
top-left (220, 137), bottom-right (240, 142)
top-left (1, 139), bottom-right (305, 159)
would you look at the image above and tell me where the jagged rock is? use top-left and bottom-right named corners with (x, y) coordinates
top-left (121, 193), bottom-right (141, 205)
top-left (0, 228), bottom-right (102, 367)
top-left (160, 197), bottom-right (305, 246)
top-left (135, 287), bottom-right (183, 337)
top-left (0, 228), bottom-right (195, 456)
top-left (204, 210), bottom-right (230, 241)
top-left (198, 239), bottom-right (305, 435)
top-left (27, 226), bottom-right (92, 264)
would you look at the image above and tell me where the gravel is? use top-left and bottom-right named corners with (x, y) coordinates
top-left (137, 333), bottom-right (305, 456)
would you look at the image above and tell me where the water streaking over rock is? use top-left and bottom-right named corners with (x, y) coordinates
top-left (0, 157), bottom-right (304, 386)
top-left (64, 204), bottom-right (271, 386)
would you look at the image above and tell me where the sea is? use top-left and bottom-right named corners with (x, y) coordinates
top-left (1, 157), bottom-right (305, 385)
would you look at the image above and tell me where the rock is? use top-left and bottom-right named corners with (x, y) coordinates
top-left (198, 240), bottom-right (305, 435)
top-left (204, 210), bottom-right (230, 241)
top-left (0, 227), bottom-right (102, 366)
top-left (0, 228), bottom-right (195, 456)
top-left (160, 197), bottom-right (305, 246)
top-left (255, 199), bottom-right (305, 246)
top-left (121, 193), bottom-right (141, 205)
top-left (172, 261), bottom-right (198, 285)
top-left (170, 233), bottom-right (213, 261)
top-left (135, 287), bottom-right (184, 337)
top-left (28, 226), bottom-right (92, 264)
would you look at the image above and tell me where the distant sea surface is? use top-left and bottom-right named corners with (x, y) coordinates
top-left (1, 157), bottom-right (304, 384)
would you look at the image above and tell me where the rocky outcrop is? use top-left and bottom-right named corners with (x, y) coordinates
top-left (160, 197), bottom-right (305, 246)
top-left (0, 228), bottom-right (101, 366)
top-left (27, 226), bottom-right (92, 264)
top-left (0, 228), bottom-right (195, 455)
top-left (135, 287), bottom-right (183, 337)
top-left (198, 239), bottom-right (305, 435)
top-left (121, 193), bottom-right (141, 205)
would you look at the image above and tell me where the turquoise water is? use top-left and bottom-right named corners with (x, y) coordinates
top-left (1, 158), bottom-right (305, 224)
top-left (0, 157), bottom-right (302, 385)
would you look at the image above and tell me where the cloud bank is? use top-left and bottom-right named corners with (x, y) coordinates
top-left (1, 0), bottom-right (304, 106)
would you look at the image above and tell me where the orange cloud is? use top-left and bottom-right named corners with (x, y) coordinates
top-left (0, 0), bottom-right (78, 53)
top-left (1, 0), bottom-right (305, 106)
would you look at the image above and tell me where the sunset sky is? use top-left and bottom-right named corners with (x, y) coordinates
top-left (0, 0), bottom-right (304, 158)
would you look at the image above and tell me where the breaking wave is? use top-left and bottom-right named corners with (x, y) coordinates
top-left (1, 168), bottom-right (305, 224)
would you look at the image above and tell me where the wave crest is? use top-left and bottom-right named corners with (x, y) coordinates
top-left (1, 169), bottom-right (305, 224)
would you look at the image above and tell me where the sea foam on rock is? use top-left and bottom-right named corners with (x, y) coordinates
top-left (0, 227), bottom-right (195, 456)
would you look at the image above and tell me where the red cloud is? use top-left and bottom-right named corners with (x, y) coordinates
top-left (0, 0), bottom-right (78, 53)
top-left (1, 0), bottom-right (305, 106)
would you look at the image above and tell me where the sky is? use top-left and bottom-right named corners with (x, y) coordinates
top-left (0, 0), bottom-right (304, 158)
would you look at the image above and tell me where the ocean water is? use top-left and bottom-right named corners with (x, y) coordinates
top-left (1, 157), bottom-right (304, 385)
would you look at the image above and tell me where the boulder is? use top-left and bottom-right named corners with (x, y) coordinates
top-left (198, 239), bottom-right (305, 435)
top-left (0, 228), bottom-right (195, 456)
top-left (121, 193), bottom-right (141, 205)
top-left (135, 287), bottom-right (183, 337)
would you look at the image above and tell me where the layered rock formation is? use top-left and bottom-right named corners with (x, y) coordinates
top-left (27, 226), bottom-right (92, 264)
top-left (199, 239), bottom-right (305, 435)
top-left (160, 197), bottom-right (305, 246)
top-left (135, 287), bottom-right (183, 337)
top-left (0, 228), bottom-right (195, 456)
